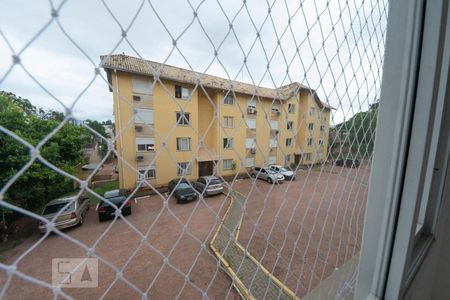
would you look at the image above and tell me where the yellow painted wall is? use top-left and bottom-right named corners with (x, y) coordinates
top-left (110, 70), bottom-right (331, 189)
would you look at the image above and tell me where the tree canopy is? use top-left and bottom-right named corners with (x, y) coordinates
top-left (0, 92), bottom-right (90, 211)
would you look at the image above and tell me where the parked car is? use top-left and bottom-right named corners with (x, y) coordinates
top-left (193, 176), bottom-right (223, 196)
top-left (104, 189), bottom-right (121, 199)
top-left (251, 167), bottom-right (285, 183)
top-left (39, 195), bottom-right (89, 233)
top-left (168, 178), bottom-right (198, 204)
top-left (98, 195), bottom-right (132, 222)
top-left (335, 158), bottom-right (360, 168)
top-left (269, 165), bottom-right (296, 180)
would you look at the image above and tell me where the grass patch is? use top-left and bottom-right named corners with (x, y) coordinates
top-left (87, 181), bottom-right (119, 204)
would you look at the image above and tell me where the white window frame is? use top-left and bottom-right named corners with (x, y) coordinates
top-left (135, 109), bottom-right (154, 124)
top-left (305, 153), bottom-right (311, 161)
top-left (223, 159), bottom-right (233, 170)
top-left (308, 123), bottom-right (314, 131)
top-left (288, 103), bottom-right (295, 113)
top-left (177, 162), bottom-right (192, 176)
top-left (287, 121), bottom-right (293, 130)
top-left (223, 138), bottom-right (233, 149)
top-left (224, 93), bottom-right (234, 105)
top-left (355, 2), bottom-right (450, 299)
top-left (270, 120), bottom-right (278, 130)
top-left (138, 166), bottom-right (156, 180)
top-left (286, 138), bottom-right (292, 147)
top-left (309, 107), bottom-right (315, 116)
top-left (136, 138), bottom-right (155, 152)
top-left (285, 154), bottom-right (291, 164)
top-left (132, 76), bottom-right (152, 95)
top-left (246, 118), bottom-right (256, 129)
top-left (245, 157), bottom-right (254, 167)
top-left (176, 137), bottom-right (191, 151)
top-left (245, 138), bottom-right (255, 149)
top-left (268, 156), bottom-right (276, 165)
top-left (176, 111), bottom-right (190, 126)
top-left (307, 137), bottom-right (313, 146)
top-left (269, 138), bottom-right (277, 148)
top-left (224, 116), bottom-right (234, 128)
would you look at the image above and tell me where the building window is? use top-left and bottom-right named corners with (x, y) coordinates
top-left (321, 111), bottom-right (327, 119)
top-left (223, 138), bottom-right (233, 149)
top-left (270, 138), bottom-right (277, 148)
top-left (132, 76), bottom-right (152, 95)
top-left (245, 157), bottom-right (254, 167)
top-left (246, 118), bottom-right (256, 129)
top-left (320, 124), bottom-right (325, 131)
top-left (177, 162), bottom-right (192, 175)
top-left (175, 85), bottom-right (189, 99)
top-left (176, 137), bottom-right (191, 151)
top-left (270, 120), bottom-right (279, 130)
top-left (133, 95), bottom-right (141, 101)
top-left (287, 121), bottom-right (293, 130)
top-left (308, 123), bottom-right (314, 131)
top-left (288, 103), bottom-right (295, 113)
top-left (307, 137), bottom-right (313, 146)
top-left (224, 116), bottom-right (234, 128)
top-left (245, 138), bottom-right (255, 149)
top-left (176, 112), bottom-right (190, 125)
top-left (285, 155), bottom-right (291, 164)
top-left (135, 109), bottom-right (154, 124)
top-left (248, 97), bottom-right (256, 108)
top-left (317, 152), bottom-right (323, 160)
top-left (319, 139), bottom-right (324, 146)
top-left (268, 156), bottom-right (276, 165)
top-left (309, 107), bottom-right (315, 116)
top-left (223, 159), bottom-right (233, 170)
top-left (305, 153), bottom-right (312, 161)
top-left (138, 167), bottom-right (156, 180)
top-left (136, 138), bottom-right (155, 152)
top-left (286, 138), bottom-right (292, 147)
top-left (224, 93), bottom-right (234, 105)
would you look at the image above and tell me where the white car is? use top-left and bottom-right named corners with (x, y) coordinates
top-left (269, 165), bottom-right (296, 180)
top-left (251, 167), bottom-right (285, 184)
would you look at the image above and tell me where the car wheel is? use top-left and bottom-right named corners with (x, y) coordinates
top-left (267, 178), bottom-right (273, 184)
top-left (79, 216), bottom-right (84, 226)
top-left (251, 173), bottom-right (256, 178)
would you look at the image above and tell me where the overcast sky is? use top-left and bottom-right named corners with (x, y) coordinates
top-left (0, 0), bottom-right (387, 125)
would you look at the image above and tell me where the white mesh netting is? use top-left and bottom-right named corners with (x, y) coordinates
top-left (0, 0), bottom-right (387, 299)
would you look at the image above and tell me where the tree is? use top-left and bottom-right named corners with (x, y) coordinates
top-left (84, 119), bottom-right (109, 156)
top-left (0, 91), bottom-right (90, 211)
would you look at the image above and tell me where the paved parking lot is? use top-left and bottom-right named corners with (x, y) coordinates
top-left (0, 193), bottom-right (240, 300)
top-left (0, 164), bottom-right (370, 299)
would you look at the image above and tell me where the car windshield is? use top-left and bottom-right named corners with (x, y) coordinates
top-left (267, 169), bottom-right (277, 174)
top-left (104, 189), bottom-right (121, 198)
top-left (101, 196), bottom-right (127, 207)
top-left (176, 183), bottom-right (191, 190)
top-left (43, 201), bottom-right (75, 215)
top-left (207, 179), bottom-right (221, 185)
top-left (279, 167), bottom-right (288, 172)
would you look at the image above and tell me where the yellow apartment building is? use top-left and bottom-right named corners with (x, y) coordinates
top-left (101, 54), bottom-right (333, 190)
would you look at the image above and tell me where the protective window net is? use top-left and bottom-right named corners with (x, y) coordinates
top-left (0, 0), bottom-right (387, 299)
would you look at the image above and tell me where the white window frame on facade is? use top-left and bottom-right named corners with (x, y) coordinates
top-left (287, 121), bottom-right (293, 130)
top-left (320, 124), bottom-right (325, 131)
top-left (246, 118), bottom-right (256, 129)
top-left (318, 139), bottom-right (323, 146)
top-left (176, 111), bottom-right (190, 126)
top-left (138, 166), bottom-right (156, 180)
top-left (245, 138), bottom-right (255, 149)
top-left (176, 162), bottom-right (192, 176)
top-left (222, 159), bottom-right (233, 170)
top-left (355, 1), bottom-right (450, 299)
top-left (305, 153), bottom-right (311, 161)
top-left (269, 138), bottom-right (277, 148)
top-left (247, 97), bottom-right (256, 108)
top-left (132, 76), bottom-right (152, 95)
top-left (307, 137), bottom-right (313, 146)
top-left (134, 109), bottom-right (154, 124)
top-left (308, 123), bottom-right (314, 131)
top-left (245, 157), bottom-right (254, 168)
top-left (176, 137), bottom-right (191, 151)
top-left (223, 138), bottom-right (233, 149)
top-left (175, 85), bottom-right (190, 100)
top-left (270, 120), bottom-right (278, 130)
top-left (286, 138), bottom-right (292, 147)
top-left (309, 107), bottom-right (315, 116)
top-left (224, 116), bottom-right (234, 128)
top-left (288, 103), bottom-right (295, 113)
top-left (285, 154), bottom-right (291, 164)
top-left (136, 138), bottom-right (155, 152)
top-left (224, 92), bottom-right (234, 105)
top-left (268, 156), bottom-right (276, 165)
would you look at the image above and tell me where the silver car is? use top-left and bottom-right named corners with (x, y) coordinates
top-left (39, 196), bottom-right (89, 233)
top-left (193, 176), bottom-right (224, 196)
top-left (251, 167), bottom-right (285, 183)
top-left (269, 165), bottom-right (296, 180)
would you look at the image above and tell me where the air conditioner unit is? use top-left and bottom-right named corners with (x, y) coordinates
top-left (272, 108), bottom-right (280, 115)
top-left (247, 107), bottom-right (256, 114)
top-left (250, 148), bottom-right (256, 154)
top-left (135, 125), bottom-right (143, 132)
top-left (136, 155), bottom-right (144, 161)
